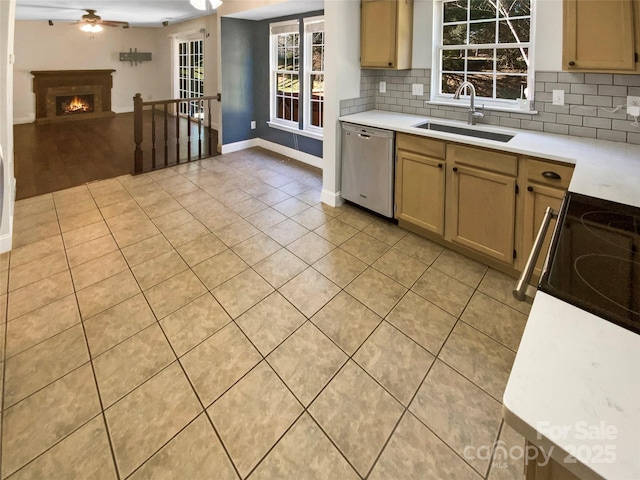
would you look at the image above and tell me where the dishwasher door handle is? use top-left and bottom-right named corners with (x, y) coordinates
top-left (513, 206), bottom-right (557, 301)
top-left (357, 133), bottom-right (371, 139)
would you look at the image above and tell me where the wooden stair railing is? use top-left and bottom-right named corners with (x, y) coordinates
top-left (133, 93), bottom-right (218, 174)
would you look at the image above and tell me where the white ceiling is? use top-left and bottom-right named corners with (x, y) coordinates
top-left (14, 0), bottom-right (324, 28)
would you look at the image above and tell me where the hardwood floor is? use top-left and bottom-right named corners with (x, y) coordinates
top-left (13, 112), bottom-right (218, 200)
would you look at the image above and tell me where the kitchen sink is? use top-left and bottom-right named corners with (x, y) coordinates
top-left (415, 121), bottom-right (515, 142)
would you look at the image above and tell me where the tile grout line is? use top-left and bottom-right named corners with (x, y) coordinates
top-left (8, 151), bottom-right (525, 478)
top-left (65, 187), bottom-right (123, 480)
top-left (103, 172), bottom-right (246, 480)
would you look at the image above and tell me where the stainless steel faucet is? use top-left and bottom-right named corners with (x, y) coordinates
top-left (453, 81), bottom-right (484, 125)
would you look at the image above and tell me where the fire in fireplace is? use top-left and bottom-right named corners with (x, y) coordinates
top-left (56, 94), bottom-right (95, 116)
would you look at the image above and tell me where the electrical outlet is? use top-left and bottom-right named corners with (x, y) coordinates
top-left (412, 84), bottom-right (424, 96)
top-left (627, 96), bottom-right (640, 108)
top-left (250, 120), bottom-right (256, 129)
top-left (379, 81), bottom-right (386, 93)
top-left (552, 90), bottom-right (565, 106)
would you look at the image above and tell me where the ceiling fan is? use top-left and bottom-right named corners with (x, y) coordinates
top-left (73, 9), bottom-right (129, 32)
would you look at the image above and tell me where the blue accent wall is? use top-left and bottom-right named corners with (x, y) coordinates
top-left (221, 18), bottom-right (257, 145)
top-left (220, 11), bottom-right (324, 158)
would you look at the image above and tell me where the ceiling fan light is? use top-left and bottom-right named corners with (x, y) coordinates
top-left (209, 0), bottom-right (223, 9)
top-left (80, 23), bottom-right (103, 33)
top-left (190, 0), bottom-right (207, 10)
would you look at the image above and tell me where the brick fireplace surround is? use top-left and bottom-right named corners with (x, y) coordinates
top-left (31, 69), bottom-right (116, 124)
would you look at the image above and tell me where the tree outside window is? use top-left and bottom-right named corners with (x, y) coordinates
top-left (437, 0), bottom-right (532, 105)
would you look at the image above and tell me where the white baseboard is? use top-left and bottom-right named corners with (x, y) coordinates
top-left (321, 188), bottom-right (344, 207)
top-left (220, 137), bottom-right (323, 169)
top-left (0, 215), bottom-right (13, 253)
top-left (113, 107), bottom-right (134, 114)
top-left (221, 138), bottom-right (260, 154)
top-left (13, 115), bottom-right (34, 125)
top-left (256, 139), bottom-right (323, 170)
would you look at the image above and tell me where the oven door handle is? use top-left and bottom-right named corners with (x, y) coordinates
top-left (513, 206), bottom-right (558, 301)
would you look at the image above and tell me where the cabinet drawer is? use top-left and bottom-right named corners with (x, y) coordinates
top-left (397, 133), bottom-right (446, 159)
top-left (449, 144), bottom-right (517, 176)
top-left (525, 158), bottom-right (574, 189)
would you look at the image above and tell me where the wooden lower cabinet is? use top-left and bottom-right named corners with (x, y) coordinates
top-left (395, 148), bottom-right (445, 235)
top-left (393, 136), bottom-right (573, 273)
top-left (521, 183), bottom-right (564, 276)
top-left (525, 442), bottom-right (582, 480)
top-left (520, 158), bottom-right (574, 276)
top-left (446, 164), bottom-right (516, 264)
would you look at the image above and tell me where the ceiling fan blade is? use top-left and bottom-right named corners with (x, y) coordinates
top-left (100, 20), bottom-right (130, 27)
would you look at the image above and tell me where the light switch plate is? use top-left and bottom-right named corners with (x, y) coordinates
top-left (412, 83), bottom-right (424, 96)
top-left (379, 81), bottom-right (386, 93)
top-left (552, 90), bottom-right (565, 106)
top-left (250, 121), bottom-right (256, 129)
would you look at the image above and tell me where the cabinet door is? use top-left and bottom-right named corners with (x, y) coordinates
top-left (522, 183), bottom-right (565, 277)
top-left (361, 0), bottom-right (397, 68)
top-left (447, 164), bottom-right (516, 263)
top-left (395, 149), bottom-right (445, 235)
top-left (563, 0), bottom-right (636, 71)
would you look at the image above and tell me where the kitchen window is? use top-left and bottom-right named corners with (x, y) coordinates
top-left (269, 16), bottom-right (324, 139)
top-left (431, 0), bottom-right (534, 112)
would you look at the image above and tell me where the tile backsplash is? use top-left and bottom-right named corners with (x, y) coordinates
top-left (340, 69), bottom-right (640, 145)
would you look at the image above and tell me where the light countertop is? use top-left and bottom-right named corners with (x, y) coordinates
top-left (339, 110), bottom-right (640, 208)
top-left (340, 110), bottom-right (640, 480)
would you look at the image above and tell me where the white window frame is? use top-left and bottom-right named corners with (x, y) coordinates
top-left (269, 19), bottom-right (300, 130)
top-left (303, 16), bottom-right (325, 135)
top-left (430, 0), bottom-right (536, 113)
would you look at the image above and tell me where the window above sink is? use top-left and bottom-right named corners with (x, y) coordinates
top-left (430, 0), bottom-right (535, 113)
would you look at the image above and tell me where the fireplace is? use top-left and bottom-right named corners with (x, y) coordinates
top-left (56, 94), bottom-right (95, 116)
top-left (31, 70), bottom-right (115, 123)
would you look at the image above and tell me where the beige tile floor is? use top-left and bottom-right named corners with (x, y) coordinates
top-left (0, 147), bottom-right (533, 479)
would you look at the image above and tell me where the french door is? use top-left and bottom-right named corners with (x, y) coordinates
top-left (177, 38), bottom-right (204, 118)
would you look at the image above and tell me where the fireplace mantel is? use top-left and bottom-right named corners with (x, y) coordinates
top-left (31, 69), bottom-right (116, 123)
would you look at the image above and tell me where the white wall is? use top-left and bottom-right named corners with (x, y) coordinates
top-left (13, 15), bottom-right (220, 126)
top-left (0, 0), bottom-right (16, 253)
top-left (533, 0), bottom-right (563, 71)
top-left (322, 0), bottom-right (361, 206)
top-left (13, 22), bottom-right (163, 122)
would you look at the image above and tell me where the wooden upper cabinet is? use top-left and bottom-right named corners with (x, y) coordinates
top-left (563, 0), bottom-right (638, 72)
top-left (361, 0), bottom-right (413, 69)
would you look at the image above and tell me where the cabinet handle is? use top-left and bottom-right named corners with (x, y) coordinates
top-left (542, 171), bottom-right (561, 180)
top-left (568, 61), bottom-right (576, 67)
top-left (388, 62), bottom-right (393, 67)
top-left (513, 206), bottom-right (558, 301)
top-left (527, 186), bottom-right (534, 192)
top-left (452, 167), bottom-right (458, 172)
top-left (438, 163), bottom-right (443, 168)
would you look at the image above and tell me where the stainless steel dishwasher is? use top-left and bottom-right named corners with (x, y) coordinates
top-left (341, 123), bottom-right (395, 218)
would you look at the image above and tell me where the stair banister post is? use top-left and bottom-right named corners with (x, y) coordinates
top-left (133, 93), bottom-right (144, 174)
